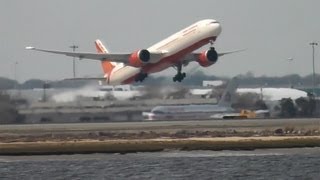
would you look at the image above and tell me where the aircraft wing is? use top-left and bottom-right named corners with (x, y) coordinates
top-left (26, 46), bottom-right (130, 61)
top-left (25, 46), bottom-right (164, 63)
top-left (63, 77), bottom-right (107, 81)
top-left (183, 49), bottom-right (246, 63)
top-left (216, 49), bottom-right (246, 57)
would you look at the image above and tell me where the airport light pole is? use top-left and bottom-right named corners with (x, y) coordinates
top-left (69, 45), bottom-right (79, 78)
top-left (310, 42), bottom-right (318, 96)
top-left (286, 58), bottom-right (293, 88)
top-left (14, 61), bottom-right (18, 86)
top-left (13, 61), bottom-right (18, 95)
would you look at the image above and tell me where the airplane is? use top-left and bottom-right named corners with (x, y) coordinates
top-left (237, 88), bottom-right (308, 101)
top-left (26, 19), bottom-right (241, 85)
top-left (142, 77), bottom-right (239, 120)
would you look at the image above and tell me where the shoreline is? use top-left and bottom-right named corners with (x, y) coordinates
top-left (1, 119), bottom-right (319, 155)
top-left (1, 136), bottom-right (320, 155)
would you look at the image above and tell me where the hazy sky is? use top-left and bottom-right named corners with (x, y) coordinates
top-left (1, 0), bottom-right (319, 82)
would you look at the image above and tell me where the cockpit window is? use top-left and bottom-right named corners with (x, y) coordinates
top-left (209, 21), bottom-right (219, 24)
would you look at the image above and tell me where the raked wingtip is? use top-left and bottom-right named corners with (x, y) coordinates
top-left (25, 46), bottom-right (35, 50)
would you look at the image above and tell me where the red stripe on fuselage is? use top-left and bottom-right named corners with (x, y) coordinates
top-left (182, 29), bottom-right (197, 37)
top-left (122, 36), bottom-right (216, 84)
top-left (145, 36), bottom-right (217, 72)
top-left (182, 25), bottom-right (197, 33)
top-left (155, 37), bottom-right (179, 51)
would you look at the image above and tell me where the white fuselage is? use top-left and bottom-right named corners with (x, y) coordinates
top-left (109, 19), bottom-right (222, 85)
top-left (142, 104), bottom-right (234, 121)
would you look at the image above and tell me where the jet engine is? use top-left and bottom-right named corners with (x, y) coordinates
top-left (128, 49), bottom-right (151, 67)
top-left (197, 48), bottom-right (218, 67)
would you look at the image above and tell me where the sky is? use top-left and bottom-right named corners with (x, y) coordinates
top-left (0, 0), bottom-right (320, 82)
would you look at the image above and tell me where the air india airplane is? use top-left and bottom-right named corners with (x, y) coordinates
top-left (26, 19), bottom-right (240, 85)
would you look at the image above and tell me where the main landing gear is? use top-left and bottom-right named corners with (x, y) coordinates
top-left (135, 72), bottom-right (148, 82)
top-left (173, 63), bottom-right (186, 82)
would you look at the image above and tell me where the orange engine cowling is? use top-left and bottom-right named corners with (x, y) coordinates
top-left (128, 49), bottom-right (150, 67)
top-left (197, 49), bottom-right (218, 67)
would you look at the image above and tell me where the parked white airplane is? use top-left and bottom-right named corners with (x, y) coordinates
top-left (142, 78), bottom-right (239, 120)
top-left (26, 19), bottom-right (241, 85)
top-left (237, 88), bottom-right (308, 101)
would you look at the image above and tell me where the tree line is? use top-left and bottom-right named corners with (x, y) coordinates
top-left (0, 71), bottom-right (319, 90)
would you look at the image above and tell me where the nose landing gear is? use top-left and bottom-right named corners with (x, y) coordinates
top-left (135, 72), bottom-right (148, 82)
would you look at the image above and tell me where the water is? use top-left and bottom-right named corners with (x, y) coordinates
top-left (0, 148), bottom-right (319, 180)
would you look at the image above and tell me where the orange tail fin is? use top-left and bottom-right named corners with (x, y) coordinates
top-left (94, 39), bottom-right (115, 75)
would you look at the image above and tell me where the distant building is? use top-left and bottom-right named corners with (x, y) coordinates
top-left (202, 80), bottom-right (224, 87)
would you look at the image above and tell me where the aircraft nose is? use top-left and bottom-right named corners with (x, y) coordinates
top-left (211, 22), bottom-right (222, 36)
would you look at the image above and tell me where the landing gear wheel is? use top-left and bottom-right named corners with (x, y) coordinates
top-left (173, 76), bottom-right (177, 82)
top-left (173, 72), bottom-right (186, 82)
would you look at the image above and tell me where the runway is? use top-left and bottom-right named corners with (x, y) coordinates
top-left (1, 118), bottom-right (319, 134)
